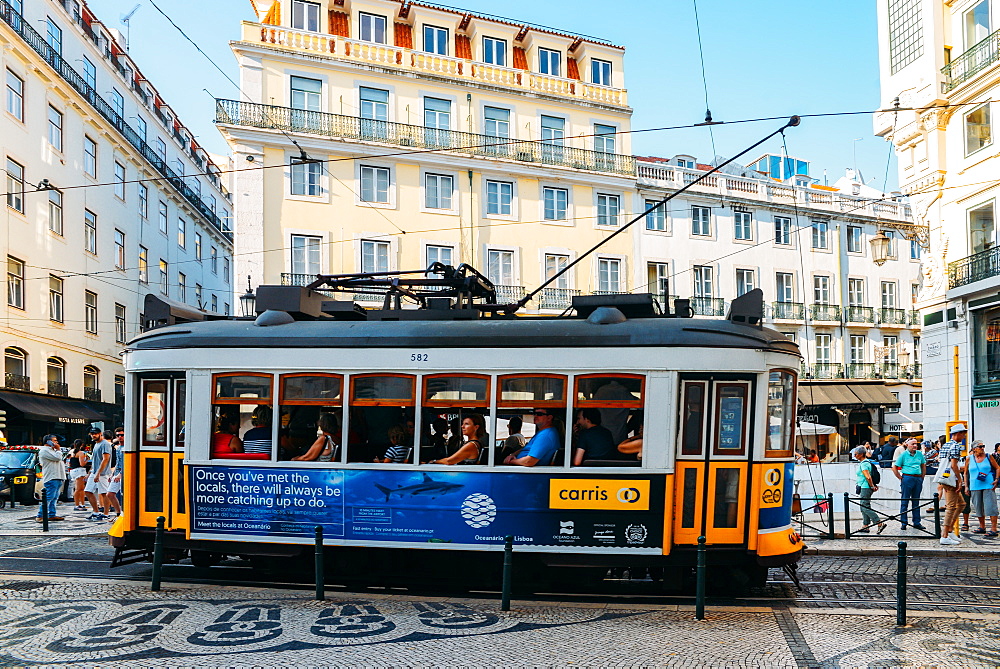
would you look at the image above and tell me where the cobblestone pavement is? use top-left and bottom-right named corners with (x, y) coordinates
top-left (0, 503), bottom-right (111, 537)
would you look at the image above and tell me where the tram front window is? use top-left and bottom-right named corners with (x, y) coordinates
top-left (348, 374), bottom-right (415, 463)
top-left (421, 375), bottom-right (489, 465)
top-left (573, 375), bottom-right (644, 466)
top-left (497, 374), bottom-right (566, 466)
top-left (211, 373), bottom-right (273, 460)
top-left (279, 374), bottom-right (343, 462)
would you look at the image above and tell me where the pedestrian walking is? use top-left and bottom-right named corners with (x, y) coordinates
top-left (84, 427), bottom-right (118, 521)
top-left (853, 446), bottom-right (886, 534)
top-left (35, 435), bottom-right (66, 522)
top-left (893, 437), bottom-right (927, 530)
top-left (67, 440), bottom-right (89, 511)
top-left (935, 424), bottom-right (967, 545)
top-left (963, 441), bottom-right (999, 537)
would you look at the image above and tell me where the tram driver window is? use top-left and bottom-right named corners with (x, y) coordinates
top-left (348, 374), bottom-right (416, 463)
top-left (573, 374), bottom-right (644, 466)
top-left (211, 373), bottom-right (273, 460)
top-left (278, 374), bottom-right (343, 462)
top-left (496, 374), bottom-right (566, 466)
top-left (766, 370), bottom-right (796, 457)
top-left (421, 374), bottom-right (490, 465)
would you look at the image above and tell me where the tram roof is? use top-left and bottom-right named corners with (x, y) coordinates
top-left (128, 316), bottom-right (801, 355)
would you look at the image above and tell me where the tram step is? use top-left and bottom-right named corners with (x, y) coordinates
top-left (110, 546), bottom-right (152, 568)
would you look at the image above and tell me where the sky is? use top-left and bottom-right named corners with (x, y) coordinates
top-left (85, 0), bottom-right (898, 190)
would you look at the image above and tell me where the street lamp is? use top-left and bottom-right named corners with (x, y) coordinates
top-left (870, 230), bottom-right (891, 266)
top-left (239, 275), bottom-right (256, 317)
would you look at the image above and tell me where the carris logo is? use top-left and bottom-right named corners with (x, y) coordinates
top-left (616, 487), bottom-right (642, 503)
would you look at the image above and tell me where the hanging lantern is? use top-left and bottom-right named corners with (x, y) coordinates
top-left (870, 230), bottom-right (891, 266)
top-left (239, 276), bottom-right (256, 317)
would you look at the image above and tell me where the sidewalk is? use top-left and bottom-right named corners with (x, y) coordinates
top-left (804, 530), bottom-right (999, 558)
top-left (0, 503), bottom-right (112, 537)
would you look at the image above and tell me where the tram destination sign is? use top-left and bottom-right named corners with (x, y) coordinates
top-left (190, 466), bottom-right (664, 551)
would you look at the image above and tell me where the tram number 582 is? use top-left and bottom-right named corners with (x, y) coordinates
top-left (410, 353), bottom-right (429, 362)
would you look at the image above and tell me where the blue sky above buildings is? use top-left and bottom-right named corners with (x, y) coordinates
top-left (87, 0), bottom-right (897, 190)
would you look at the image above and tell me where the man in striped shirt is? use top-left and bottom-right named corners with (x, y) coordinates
top-left (938, 424), bottom-right (967, 545)
top-left (242, 405), bottom-right (273, 456)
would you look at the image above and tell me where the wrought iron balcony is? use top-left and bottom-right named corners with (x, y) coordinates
top-left (538, 287), bottom-right (580, 310)
top-left (908, 310), bottom-right (922, 326)
top-left (4, 373), bottom-right (29, 391)
top-left (805, 363), bottom-right (844, 380)
top-left (948, 246), bottom-right (1000, 289)
top-left (844, 306), bottom-right (875, 323)
top-left (115, 391), bottom-right (126, 407)
top-left (845, 363), bottom-right (878, 379)
top-left (771, 301), bottom-right (805, 320)
top-left (810, 304), bottom-right (841, 322)
top-left (690, 297), bottom-right (727, 317)
top-left (216, 100), bottom-right (636, 176)
top-left (48, 381), bottom-right (68, 397)
top-left (83, 387), bottom-right (102, 402)
top-left (903, 363), bottom-right (922, 379)
top-left (879, 308), bottom-right (907, 326)
top-left (942, 27), bottom-right (1000, 91)
top-left (880, 363), bottom-right (901, 379)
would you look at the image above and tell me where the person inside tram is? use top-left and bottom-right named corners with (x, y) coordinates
top-left (572, 408), bottom-right (619, 465)
top-left (292, 413), bottom-right (340, 462)
top-left (211, 413), bottom-right (244, 458)
top-left (504, 409), bottom-right (562, 466)
top-left (499, 416), bottom-right (526, 461)
top-left (617, 413), bottom-right (644, 461)
top-left (378, 424), bottom-right (411, 463)
top-left (422, 416), bottom-right (450, 462)
top-left (241, 405), bottom-right (273, 456)
top-left (445, 417), bottom-right (463, 454)
top-left (594, 379), bottom-right (633, 444)
top-left (428, 414), bottom-right (485, 465)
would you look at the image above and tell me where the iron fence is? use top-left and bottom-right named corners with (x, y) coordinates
top-left (4, 373), bottom-right (29, 391)
top-left (879, 307), bottom-right (907, 325)
top-left (810, 304), bottom-right (841, 321)
top-left (844, 306), bottom-right (875, 323)
top-left (942, 27), bottom-right (1000, 91)
top-left (690, 296), bottom-right (726, 316)
top-left (949, 245), bottom-right (1000, 289)
top-left (538, 287), bottom-right (579, 310)
top-left (772, 301), bottom-right (805, 320)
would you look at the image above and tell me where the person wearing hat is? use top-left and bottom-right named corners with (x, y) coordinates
top-left (853, 446), bottom-right (886, 534)
top-left (963, 440), bottom-right (999, 538)
top-left (893, 438), bottom-right (927, 530)
top-left (83, 426), bottom-right (116, 521)
top-left (937, 423), bottom-right (968, 545)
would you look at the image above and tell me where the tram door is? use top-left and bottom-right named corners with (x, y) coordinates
top-left (673, 377), bottom-right (753, 546)
top-left (136, 377), bottom-right (188, 531)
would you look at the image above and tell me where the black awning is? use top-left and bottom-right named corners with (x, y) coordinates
top-left (799, 381), bottom-right (902, 410)
top-left (0, 391), bottom-right (107, 423)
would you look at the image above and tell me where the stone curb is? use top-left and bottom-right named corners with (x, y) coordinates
top-left (806, 546), bottom-right (997, 558)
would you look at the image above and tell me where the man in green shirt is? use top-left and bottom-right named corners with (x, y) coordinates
top-left (854, 446), bottom-right (885, 533)
top-left (893, 438), bottom-right (927, 530)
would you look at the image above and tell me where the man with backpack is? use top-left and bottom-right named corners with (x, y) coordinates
top-left (854, 446), bottom-right (886, 533)
top-left (84, 427), bottom-right (120, 521)
top-left (875, 436), bottom-right (898, 468)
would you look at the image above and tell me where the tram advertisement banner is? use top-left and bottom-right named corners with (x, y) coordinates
top-left (190, 466), bottom-right (664, 549)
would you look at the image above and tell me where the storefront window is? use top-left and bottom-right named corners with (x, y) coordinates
top-left (975, 308), bottom-right (1000, 385)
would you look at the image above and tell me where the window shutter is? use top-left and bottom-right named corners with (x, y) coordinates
top-left (513, 46), bottom-right (528, 70)
top-left (329, 10), bottom-right (349, 37)
top-left (566, 57), bottom-right (580, 80)
top-left (455, 34), bottom-right (472, 59)
top-left (394, 22), bottom-right (413, 48)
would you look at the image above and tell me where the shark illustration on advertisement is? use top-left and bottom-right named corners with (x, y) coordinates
top-left (374, 474), bottom-right (465, 501)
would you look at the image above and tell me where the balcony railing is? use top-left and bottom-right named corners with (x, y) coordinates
top-left (845, 363), bottom-right (878, 379)
top-left (810, 304), bottom-right (841, 322)
top-left (115, 391), bottom-right (126, 407)
top-left (691, 297), bottom-right (726, 317)
top-left (879, 307), bottom-right (907, 326)
top-left (805, 363), bottom-right (844, 380)
top-left (495, 285), bottom-right (527, 303)
top-left (83, 387), bottom-right (102, 402)
top-left (772, 301), bottom-right (805, 320)
top-left (909, 310), bottom-right (922, 326)
top-left (942, 27), bottom-right (1000, 91)
top-left (949, 246), bottom-right (1000, 290)
top-left (48, 381), bottom-right (68, 397)
top-left (4, 373), bottom-right (29, 391)
top-left (905, 363), bottom-right (922, 379)
top-left (880, 363), bottom-right (901, 379)
top-left (0, 0), bottom-right (228, 238)
top-left (538, 287), bottom-right (580, 310)
top-left (282, 272), bottom-right (317, 287)
top-left (216, 100), bottom-right (636, 177)
top-left (844, 306), bottom-right (875, 323)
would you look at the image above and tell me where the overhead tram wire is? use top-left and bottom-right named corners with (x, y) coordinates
top-left (691, 0), bottom-right (718, 156)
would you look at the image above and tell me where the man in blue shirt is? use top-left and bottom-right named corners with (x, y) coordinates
top-left (892, 438), bottom-right (927, 530)
top-left (504, 409), bottom-right (560, 466)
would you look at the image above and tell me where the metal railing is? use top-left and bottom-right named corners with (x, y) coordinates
top-left (538, 287), bottom-right (580, 310)
top-left (846, 363), bottom-right (878, 379)
top-left (805, 363), bottom-right (844, 379)
top-left (844, 306), bottom-right (875, 323)
top-left (690, 297), bottom-right (726, 317)
top-left (83, 387), bottom-right (102, 402)
top-left (906, 363), bottom-right (922, 378)
top-left (942, 27), bottom-right (1000, 91)
top-left (4, 373), bottom-right (29, 391)
top-left (810, 304), bottom-right (841, 321)
top-left (0, 0), bottom-right (228, 238)
top-left (908, 310), bottom-right (921, 326)
top-left (115, 392), bottom-right (126, 407)
top-left (281, 272), bottom-right (316, 287)
top-left (48, 381), bottom-right (68, 397)
top-left (495, 285), bottom-right (526, 303)
top-left (216, 99), bottom-right (636, 176)
top-left (948, 246), bottom-right (1000, 289)
top-left (881, 363), bottom-right (901, 379)
top-left (772, 301), bottom-right (805, 320)
top-left (879, 307), bottom-right (907, 325)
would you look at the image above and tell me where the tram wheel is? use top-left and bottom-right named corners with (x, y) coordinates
top-left (190, 550), bottom-right (223, 568)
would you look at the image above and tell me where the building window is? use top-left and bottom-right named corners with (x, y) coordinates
top-left (693, 265), bottom-right (713, 298)
top-left (647, 262), bottom-right (669, 297)
top-left (486, 180), bottom-right (513, 216)
top-left (195, 284), bottom-right (203, 307)
top-left (5, 158), bottom-right (24, 212)
top-left (359, 86), bottom-right (389, 122)
top-left (966, 103), bottom-right (991, 155)
top-left (360, 165), bottom-right (390, 203)
top-left (597, 194), bottom-right (620, 226)
top-left (155, 138), bottom-right (167, 162)
top-left (81, 57), bottom-right (96, 89)
top-left (848, 278), bottom-right (865, 306)
top-left (115, 375), bottom-right (126, 403)
top-left (483, 36), bottom-right (507, 65)
top-left (6, 256), bottom-right (25, 311)
top-left (813, 275), bottom-right (830, 304)
top-left (136, 116), bottom-right (147, 142)
top-left (291, 234), bottom-right (321, 275)
top-left (540, 114), bottom-right (565, 146)
top-left (6, 69), bottom-right (24, 121)
top-left (211, 294), bottom-right (218, 312)
top-left (177, 217), bottom-right (186, 248)
top-left (776, 272), bottom-right (794, 302)
top-left (359, 12), bottom-right (387, 43)
top-left (484, 106), bottom-right (509, 138)
top-left (224, 258), bottom-right (231, 284)
top-left (195, 233), bottom-right (203, 261)
top-left (46, 106), bottom-right (63, 151)
top-left (881, 281), bottom-right (897, 308)
top-left (815, 334), bottom-right (832, 364)
top-left (114, 162), bottom-right (126, 200)
top-left (736, 268), bottom-right (755, 296)
top-left (84, 290), bottom-right (97, 334)
top-left (159, 260), bottom-right (168, 294)
top-left (543, 187), bottom-right (568, 221)
top-left (84, 210), bottom-right (97, 254)
top-left (158, 201), bottom-right (168, 234)
top-left (115, 304), bottom-right (127, 343)
top-left (591, 58), bottom-right (612, 86)
top-left (811, 219), bottom-right (829, 249)
top-left (847, 225), bottom-right (863, 253)
top-left (850, 334), bottom-right (866, 363)
top-left (290, 76), bottom-right (322, 112)
top-left (734, 211), bottom-right (752, 240)
top-left (594, 124), bottom-right (616, 154)
top-left (178, 273), bottom-right (187, 302)
top-left (210, 247), bottom-right (218, 274)
top-left (424, 96), bottom-right (451, 142)
top-left (488, 249), bottom-right (514, 285)
top-left (910, 238), bottom-right (922, 259)
top-left (138, 184), bottom-right (148, 219)
top-left (47, 357), bottom-right (65, 393)
top-left (774, 216), bottom-right (792, 245)
top-left (48, 275), bottom-right (64, 323)
top-left (138, 246), bottom-right (148, 284)
top-left (970, 202), bottom-right (995, 254)
top-left (291, 162), bottom-right (322, 196)
top-left (545, 254), bottom-right (569, 288)
top-left (48, 189), bottom-right (63, 235)
top-left (84, 366), bottom-right (99, 397)
top-left (885, 230), bottom-right (897, 257)
top-left (426, 245), bottom-right (453, 270)
top-left (909, 392), bottom-right (923, 413)
top-left (425, 173), bottom-right (454, 210)
top-left (692, 206), bottom-right (711, 236)
top-left (114, 229), bottom-right (126, 270)
top-left (598, 258), bottom-right (621, 293)
top-left (538, 47), bottom-right (561, 76)
top-left (883, 335), bottom-right (899, 363)
top-left (888, 0), bottom-right (923, 74)
top-left (291, 0), bottom-right (320, 31)
top-left (110, 89), bottom-right (124, 119)
top-left (966, 0), bottom-right (990, 47)
top-left (4, 347), bottom-right (26, 385)
top-left (83, 137), bottom-right (97, 177)
top-left (645, 200), bottom-right (666, 231)
top-left (424, 25), bottom-right (448, 55)
top-left (361, 239), bottom-right (390, 273)
top-left (45, 17), bottom-right (62, 55)
top-left (974, 306), bottom-right (1000, 385)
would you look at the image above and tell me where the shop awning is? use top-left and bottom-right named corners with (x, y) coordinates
top-left (799, 381), bottom-right (901, 410)
top-left (0, 391), bottom-right (107, 423)
top-left (797, 420), bottom-right (838, 435)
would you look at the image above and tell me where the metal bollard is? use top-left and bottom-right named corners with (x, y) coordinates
top-left (933, 493), bottom-right (941, 538)
top-left (695, 536), bottom-right (707, 620)
top-left (896, 541), bottom-right (907, 627)
top-left (40, 488), bottom-right (49, 533)
top-left (843, 492), bottom-right (851, 539)
top-left (151, 516), bottom-right (165, 592)
top-left (501, 535), bottom-right (513, 611)
top-left (827, 493), bottom-right (835, 539)
top-left (314, 525), bottom-right (325, 601)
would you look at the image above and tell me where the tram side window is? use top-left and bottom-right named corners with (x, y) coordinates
top-left (211, 373), bottom-right (273, 460)
top-left (348, 374), bottom-right (415, 463)
top-left (142, 380), bottom-right (168, 447)
top-left (278, 374), bottom-right (343, 462)
top-left (713, 383), bottom-right (749, 456)
top-left (496, 374), bottom-right (566, 467)
top-left (573, 374), bottom-right (644, 466)
top-left (421, 374), bottom-right (490, 465)
top-left (680, 381), bottom-right (707, 456)
top-left (766, 370), bottom-right (796, 457)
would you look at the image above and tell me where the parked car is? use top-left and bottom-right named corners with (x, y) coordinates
top-left (0, 446), bottom-right (40, 506)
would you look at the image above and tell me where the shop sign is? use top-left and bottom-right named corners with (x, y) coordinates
top-left (974, 399), bottom-right (1000, 409)
top-left (56, 417), bottom-right (88, 424)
